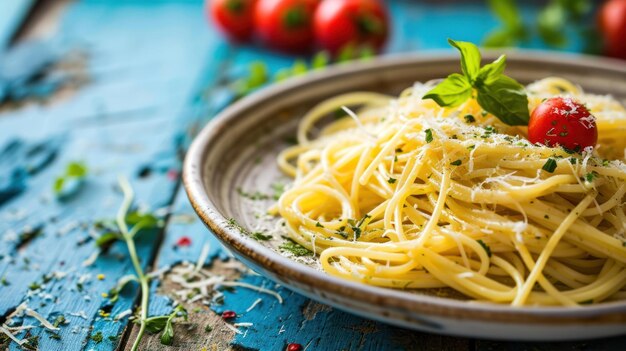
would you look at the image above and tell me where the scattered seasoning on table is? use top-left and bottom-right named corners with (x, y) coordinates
top-left (176, 236), bottom-right (192, 247)
top-left (97, 274), bottom-right (105, 280)
top-left (221, 310), bottom-right (236, 319)
top-left (287, 343), bottom-right (302, 351)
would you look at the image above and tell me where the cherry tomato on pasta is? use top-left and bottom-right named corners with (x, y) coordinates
top-left (208, 0), bottom-right (258, 42)
top-left (528, 97), bottom-right (598, 150)
top-left (598, 0), bottom-right (626, 60)
top-left (314, 0), bottom-right (389, 54)
top-left (255, 0), bottom-right (320, 53)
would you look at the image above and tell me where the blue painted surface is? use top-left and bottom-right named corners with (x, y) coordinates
top-left (0, 0), bottom-right (34, 48)
top-left (0, 0), bottom-right (623, 350)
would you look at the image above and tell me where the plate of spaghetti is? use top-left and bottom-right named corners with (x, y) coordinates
top-left (184, 42), bottom-right (626, 341)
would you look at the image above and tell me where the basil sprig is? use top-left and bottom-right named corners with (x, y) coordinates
top-left (423, 39), bottom-right (530, 126)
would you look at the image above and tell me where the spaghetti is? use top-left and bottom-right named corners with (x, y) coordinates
top-left (273, 77), bottom-right (626, 306)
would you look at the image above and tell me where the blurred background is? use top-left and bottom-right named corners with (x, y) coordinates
top-left (0, 0), bottom-right (624, 114)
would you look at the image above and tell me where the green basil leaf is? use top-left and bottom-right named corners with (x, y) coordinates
top-left (447, 39), bottom-right (481, 81)
top-left (475, 76), bottom-right (529, 126)
top-left (476, 54), bottom-right (506, 86)
top-left (423, 73), bottom-right (472, 107)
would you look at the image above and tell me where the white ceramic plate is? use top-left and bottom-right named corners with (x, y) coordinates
top-left (184, 52), bottom-right (626, 341)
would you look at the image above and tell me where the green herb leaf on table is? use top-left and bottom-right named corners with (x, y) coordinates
top-left (95, 232), bottom-right (122, 249)
top-left (142, 305), bottom-right (188, 346)
top-left (161, 305), bottom-right (188, 346)
top-left (423, 39), bottom-right (530, 126)
top-left (53, 161), bottom-right (88, 198)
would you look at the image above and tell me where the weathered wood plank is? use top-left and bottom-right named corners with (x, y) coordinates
top-left (0, 1), bottom-right (225, 350)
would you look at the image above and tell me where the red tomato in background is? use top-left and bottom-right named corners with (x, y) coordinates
top-left (255, 0), bottom-right (320, 53)
top-left (598, 0), bottom-right (626, 60)
top-left (314, 0), bottom-right (389, 54)
top-left (528, 97), bottom-right (598, 150)
top-left (209, 0), bottom-right (257, 42)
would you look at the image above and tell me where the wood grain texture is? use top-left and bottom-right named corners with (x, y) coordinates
top-left (0, 0), bottom-right (623, 350)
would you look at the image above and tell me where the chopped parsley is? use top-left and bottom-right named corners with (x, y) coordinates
top-left (477, 239), bottom-right (492, 257)
top-left (542, 158), bottom-right (558, 173)
top-left (46, 332), bottom-right (61, 340)
top-left (464, 114), bottom-right (475, 123)
top-left (450, 159), bottom-right (462, 166)
top-left (347, 214), bottom-right (371, 240)
top-left (90, 331), bottom-right (104, 344)
top-left (315, 222), bottom-right (324, 228)
top-left (279, 238), bottom-right (312, 256)
top-left (251, 232), bottom-right (272, 241)
top-left (335, 226), bottom-right (348, 239)
top-left (584, 172), bottom-right (598, 183)
top-left (388, 177), bottom-right (397, 184)
top-left (236, 188), bottom-right (270, 201)
top-left (424, 129), bottom-right (433, 143)
top-left (271, 182), bottom-right (285, 200)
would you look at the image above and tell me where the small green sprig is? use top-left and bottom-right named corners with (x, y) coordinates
top-left (109, 177), bottom-right (175, 350)
top-left (423, 39), bottom-right (530, 126)
top-left (95, 211), bottom-right (162, 250)
top-left (141, 305), bottom-right (188, 346)
top-left (53, 161), bottom-right (88, 198)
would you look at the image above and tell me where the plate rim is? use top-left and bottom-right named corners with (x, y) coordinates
top-left (183, 50), bottom-right (626, 325)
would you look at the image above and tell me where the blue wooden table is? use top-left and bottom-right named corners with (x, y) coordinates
top-left (0, 0), bottom-right (624, 350)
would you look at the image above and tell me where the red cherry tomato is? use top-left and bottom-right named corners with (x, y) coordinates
top-left (528, 97), bottom-right (598, 150)
top-left (208, 0), bottom-right (257, 42)
top-left (255, 0), bottom-right (320, 53)
top-left (314, 0), bottom-right (389, 54)
top-left (598, 0), bottom-right (626, 60)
